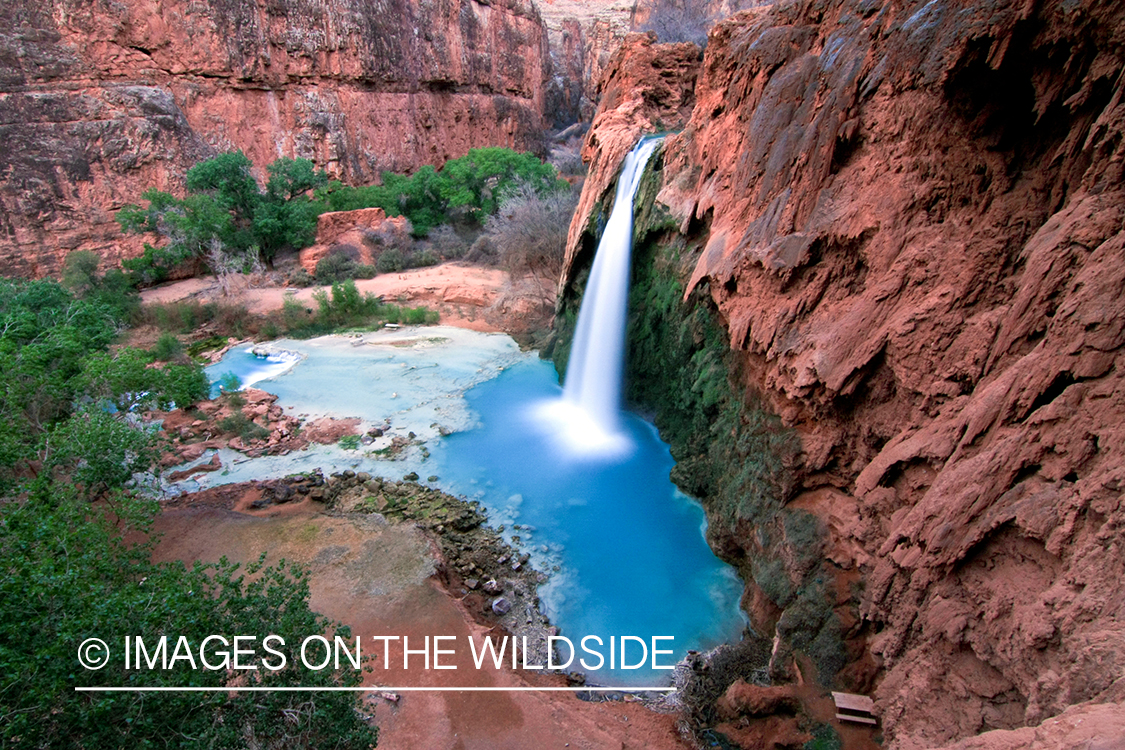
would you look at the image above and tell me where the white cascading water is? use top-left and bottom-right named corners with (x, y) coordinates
top-left (536, 137), bottom-right (662, 458)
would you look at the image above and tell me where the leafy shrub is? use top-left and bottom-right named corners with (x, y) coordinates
top-left (376, 247), bottom-right (405, 273)
top-left (217, 371), bottom-right (242, 394)
top-left (185, 334), bottom-right (228, 359)
top-left (281, 294), bottom-right (313, 331)
top-left (288, 267), bottom-right (316, 287)
top-left (62, 250), bottom-right (140, 319)
top-left (150, 332), bottom-right (183, 361)
top-left (118, 153), bottom-right (328, 283)
top-left (0, 490), bottom-right (377, 748)
top-left (315, 249), bottom-right (360, 284)
top-left (217, 411), bottom-right (268, 441)
top-left (804, 724), bottom-right (843, 750)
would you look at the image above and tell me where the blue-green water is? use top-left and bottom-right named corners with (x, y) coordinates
top-left (430, 357), bottom-right (746, 686)
top-left (201, 333), bottom-right (746, 687)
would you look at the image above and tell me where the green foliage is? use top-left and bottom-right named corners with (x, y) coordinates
top-left (80, 348), bottom-right (210, 413)
top-left (0, 489), bottom-right (378, 749)
top-left (61, 250), bottom-right (101, 296)
top-left (0, 282), bottom-right (377, 746)
top-left (217, 371), bottom-right (242, 394)
top-left (185, 334), bottom-right (229, 359)
top-left (151, 331), bottom-right (183, 361)
top-left (0, 279), bottom-right (122, 490)
top-left (777, 578), bottom-right (848, 684)
top-left (218, 411), bottom-right (268, 441)
top-left (0, 279), bottom-right (209, 492)
top-left (438, 147), bottom-right (567, 221)
top-left (257, 157), bottom-right (329, 258)
top-left (375, 247), bottom-right (405, 273)
top-left (119, 153), bottom-right (328, 281)
top-left (314, 148), bottom-right (566, 236)
top-left (186, 151), bottom-right (260, 223)
top-left (338, 434), bottom-right (361, 450)
top-left (804, 724), bottom-right (843, 750)
top-left (316, 251), bottom-right (364, 285)
top-left (45, 408), bottom-right (156, 497)
top-left (752, 556), bottom-right (794, 608)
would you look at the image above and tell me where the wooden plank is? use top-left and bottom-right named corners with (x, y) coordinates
top-left (832, 691), bottom-right (875, 713)
top-left (836, 713), bottom-right (878, 726)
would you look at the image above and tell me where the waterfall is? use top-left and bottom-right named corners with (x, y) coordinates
top-left (536, 137), bottom-right (662, 457)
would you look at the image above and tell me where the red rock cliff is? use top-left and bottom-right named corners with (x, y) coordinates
top-left (0, 0), bottom-right (549, 277)
top-left (571, 0), bottom-right (1125, 746)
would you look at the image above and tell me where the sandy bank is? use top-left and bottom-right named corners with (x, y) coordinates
top-left (140, 262), bottom-right (552, 335)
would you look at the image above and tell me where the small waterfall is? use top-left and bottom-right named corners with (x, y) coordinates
top-left (536, 137), bottom-right (662, 457)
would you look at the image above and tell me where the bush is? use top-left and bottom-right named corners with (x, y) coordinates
top-left (62, 251), bottom-right (140, 319)
top-left (118, 153), bottom-right (328, 283)
top-left (483, 180), bottom-right (577, 280)
top-left (315, 248), bottom-right (361, 284)
top-left (281, 294), bottom-right (313, 331)
top-left (0, 489), bottom-right (377, 748)
top-left (428, 224), bottom-right (467, 260)
top-left (150, 332), bottom-right (183, 361)
top-left (288, 267), bottom-right (316, 287)
top-left (804, 724), bottom-right (843, 750)
top-left (376, 247), bottom-right (405, 273)
top-left (61, 250), bottom-right (101, 296)
top-left (217, 411), bottom-right (269, 441)
top-left (217, 371), bottom-right (242, 394)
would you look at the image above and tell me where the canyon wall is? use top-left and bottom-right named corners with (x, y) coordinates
top-left (0, 0), bottom-right (549, 277)
top-left (537, 0), bottom-right (635, 126)
top-left (566, 0), bottom-right (1125, 747)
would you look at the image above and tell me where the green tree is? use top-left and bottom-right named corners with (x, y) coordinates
top-left (438, 147), bottom-right (566, 221)
top-left (185, 150), bottom-right (260, 227)
top-left (256, 157), bottom-right (330, 261)
top-left (310, 148), bottom-right (564, 237)
top-left (119, 153), bottom-right (331, 278)
top-left (0, 488), bottom-right (378, 748)
top-left (0, 280), bottom-right (206, 492)
top-left (44, 408), bottom-right (156, 498)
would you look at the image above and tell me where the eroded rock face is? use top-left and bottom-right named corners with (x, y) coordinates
top-left (570, 0), bottom-right (1125, 746)
top-left (0, 0), bottom-right (549, 277)
top-left (562, 32), bottom-right (700, 276)
top-left (537, 0), bottom-right (634, 126)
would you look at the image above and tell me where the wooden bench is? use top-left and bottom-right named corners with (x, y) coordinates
top-left (832, 691), bottom-right (877, 725)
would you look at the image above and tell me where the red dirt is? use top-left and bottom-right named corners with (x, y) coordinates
top-left (150, 491), bottom-right (689, 750)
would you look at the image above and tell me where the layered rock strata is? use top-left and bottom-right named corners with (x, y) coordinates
top-left (566, 0), bottom-right (1125, 747)
top-left (0, 0), bottom-right (549, 277)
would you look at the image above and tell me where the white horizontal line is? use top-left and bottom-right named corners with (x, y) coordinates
top-left (75, 686), bottom-right (676, 693)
